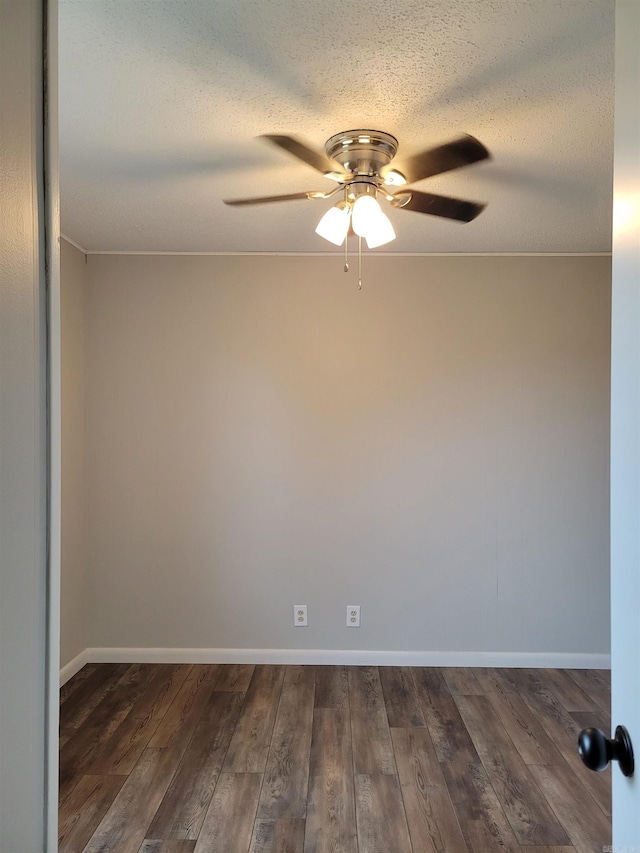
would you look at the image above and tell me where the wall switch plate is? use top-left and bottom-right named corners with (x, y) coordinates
top-left (347, 605), bottom-right (360, 627)
top-left (294, 604), bottom-right (308, 627)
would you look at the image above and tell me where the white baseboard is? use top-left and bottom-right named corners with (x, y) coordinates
top-left (62, 647), bottom-right (610, 675)
top-left (59, 649), bottom-right (90, 686)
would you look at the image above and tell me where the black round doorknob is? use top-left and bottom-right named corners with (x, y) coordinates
top-left (578, 725), bottom-right (634, 777)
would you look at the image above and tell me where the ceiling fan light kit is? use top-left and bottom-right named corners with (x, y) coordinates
top-left (224, 129), bottom-right (491, 286)
top-left (315, 203), bottom-right (350, 246)
top-left (351, 194), bottom-right (396, 248)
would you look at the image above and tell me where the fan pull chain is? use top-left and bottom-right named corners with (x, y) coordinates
top-left (358, 236), bottom-right (362, 290)
top-left (344, 233), bottom-right (349, 272)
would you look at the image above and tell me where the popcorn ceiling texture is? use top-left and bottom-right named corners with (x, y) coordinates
top-left (59, 0), bottom-right (614, 253)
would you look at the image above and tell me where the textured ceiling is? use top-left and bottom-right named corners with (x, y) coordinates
top-left (59, 0), bottom-right (615, 254)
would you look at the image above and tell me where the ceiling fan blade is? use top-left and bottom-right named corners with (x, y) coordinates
top-left (386, 134), bottom-right (490, 185)
top-left (388, 190), bottom-right (486, 222)
top-left (223, 191), bottom-right (315, 206)
top-left (261, 134), bottom-right (344, 176)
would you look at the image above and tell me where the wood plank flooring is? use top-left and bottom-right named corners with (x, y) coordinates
top-left (59, 665), bottom-right (611, 852)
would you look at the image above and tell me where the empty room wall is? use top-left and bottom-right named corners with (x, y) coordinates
top-left (81, 253), bottom-right (611, 661)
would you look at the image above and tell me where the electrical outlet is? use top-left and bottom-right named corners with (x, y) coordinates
top-left (347, 605), bottom-right (360, 627)
top-left (294, 604), bottom-right (308, 627)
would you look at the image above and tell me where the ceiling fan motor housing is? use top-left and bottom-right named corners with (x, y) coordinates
top-left (325, 130), bottom-right (398, 179)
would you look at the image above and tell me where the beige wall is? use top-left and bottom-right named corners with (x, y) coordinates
top-left (79, 253), bottom-right (611, 656)
top-left (61, 239), bottom-right (88, 667)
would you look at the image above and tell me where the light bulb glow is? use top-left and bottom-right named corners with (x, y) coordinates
top-left (351, 195), bottom-right (381, 237)
top-left (315, 205), bottom-right (350, 245)
top-left (351, 195), bottom-right (396, 247)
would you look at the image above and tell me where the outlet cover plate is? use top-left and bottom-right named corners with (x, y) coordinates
top-left (347, 605), bottom-right (360, 627)
top-left (294, 604), bottom-right (308, 627)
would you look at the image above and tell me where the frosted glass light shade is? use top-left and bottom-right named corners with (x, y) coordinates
top-left (315, 205), bottom-right (350, 245)
top-left (352, 195), bottom-right (396, 248)
top-left (351, 195), bottom-right (380, 237)
top-left (365, 209), bottom-right (396, 248)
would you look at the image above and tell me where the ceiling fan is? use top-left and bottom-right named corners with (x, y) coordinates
top-left (223, 130), bottom-right (491, 250)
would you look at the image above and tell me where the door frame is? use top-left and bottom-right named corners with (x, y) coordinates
top-left (610, 0), bottom-right (640, 845)
top-left (45, 0), bottom-right (62, 846)
top-left (42, 1), bottom-right (638, 849)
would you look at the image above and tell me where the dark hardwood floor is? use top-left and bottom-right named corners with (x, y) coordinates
top-left (59, 664), bottom-right (611, 852)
